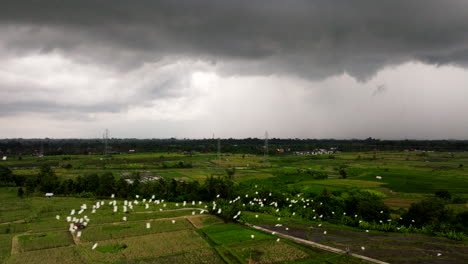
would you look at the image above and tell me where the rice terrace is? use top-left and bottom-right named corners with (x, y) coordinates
top-left (0, 139), bottom-right (467, 263)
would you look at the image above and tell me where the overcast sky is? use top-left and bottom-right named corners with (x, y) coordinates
top-left (1, 0), bottom-right (468, 139)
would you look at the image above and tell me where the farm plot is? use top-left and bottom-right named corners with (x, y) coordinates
top-left (186, 214), bottom-right (224, 229)
top-left (201, 223), bottom-right (273, 246)
top-left (86, 208), bottom-right (197, 225)
top-left (0, 234), bottom-right (14, 263)
top-left (235, 241), bottom-right (309, 263)
top-left (17, 231), bottom-right (73, 252)
top-left (79, 230), bottom-right (209, 263)
top-left (382, 198), bottom-right (421, 209)
top-left (7, 246), bottom-right (84, 264)
top-left (121, 248), bottom-right (224, 264)
top-left (0, 188), bottom-right (32, 223)
top-left (80, 218), bottom-right (192, 242)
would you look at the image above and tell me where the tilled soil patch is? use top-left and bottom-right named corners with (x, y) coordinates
top-left (259, 223), bottom-right (468, 264)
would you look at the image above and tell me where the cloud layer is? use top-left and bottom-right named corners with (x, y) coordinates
top-left (2, 0), bottom-right (468, 78)
top-left (1, 1), bottom-right (468, 138)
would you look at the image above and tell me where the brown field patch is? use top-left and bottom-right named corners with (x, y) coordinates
top-left (187, 215), bottom-right (224, 229)
top-left (383, 198), bottom-right (420, 209)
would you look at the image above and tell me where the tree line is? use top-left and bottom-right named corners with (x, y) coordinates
top-left (1, 138), bottom-right (468, 156)
top-left (1, 164), bottom-right (234, 202)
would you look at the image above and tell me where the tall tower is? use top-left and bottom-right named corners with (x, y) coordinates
top-left (264, 131), bottom-right (269, 159)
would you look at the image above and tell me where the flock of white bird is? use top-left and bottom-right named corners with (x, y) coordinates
top-left (55, 184), bottom-right (443, 258)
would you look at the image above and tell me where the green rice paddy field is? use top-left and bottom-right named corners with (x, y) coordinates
top-left (0, 151), bottom-right (467, 263)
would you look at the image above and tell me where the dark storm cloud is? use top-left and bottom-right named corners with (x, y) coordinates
top-left (1, 0), bottom-right (468, 79)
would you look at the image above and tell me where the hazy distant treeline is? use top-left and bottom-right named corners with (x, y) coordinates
top-left (0, 138), bottom-right (467, 155)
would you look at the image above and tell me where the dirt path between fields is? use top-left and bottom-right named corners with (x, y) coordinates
top-left (10, 235), bottom-right (19, 255)
top-left (10, 231), bottom-right (31, 255)
top-left (0, 220), bottom-right (26, 225)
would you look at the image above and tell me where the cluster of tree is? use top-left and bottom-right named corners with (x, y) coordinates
top-left (280, 168), bottom-right (328, 180)
top-left (2, 138), bottom-right (468, 156)
top-left (210, 181), bottom-right (467, 239)
top-left (210, 187), bottom-right (391, 225)
top-left (0, 165), bottom-right (26, 187)
top-left (10, 164), bottom-right (234, 202)
top-left (400, 197), bottom-right (468, 235)
top-left (161, 161), bottom-right (192, 169)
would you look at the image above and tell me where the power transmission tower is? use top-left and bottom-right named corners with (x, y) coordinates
top-left (264, 131), bottom-right (269, 159)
